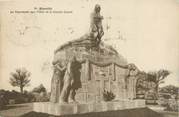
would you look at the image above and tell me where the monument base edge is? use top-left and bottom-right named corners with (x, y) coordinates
top-left (33, 99), bottom-right (146, 116)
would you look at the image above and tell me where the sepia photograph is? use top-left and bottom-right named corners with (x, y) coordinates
top-left (0, 0), bottom-right (178, 117)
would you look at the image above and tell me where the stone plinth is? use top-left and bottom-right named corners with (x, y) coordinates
top-left (33, 99), bottom-right (145, 116)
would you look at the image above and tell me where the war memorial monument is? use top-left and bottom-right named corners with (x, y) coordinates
top-left (33, 4), bottom-right (145, 116)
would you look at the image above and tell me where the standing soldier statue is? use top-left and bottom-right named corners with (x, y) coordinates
top-left (90, 4), bottom-right (104, 46)
top-left (68, 4), bottom-right (104, 47)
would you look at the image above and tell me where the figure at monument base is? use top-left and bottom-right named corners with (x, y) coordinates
top-left (58, 56), bottom-right (82, 104)
top-left (50, 61), bottom-right (66, 103)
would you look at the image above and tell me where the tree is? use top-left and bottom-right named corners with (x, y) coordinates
top-left (148, 69), bottom-right (170, 98)
top-left (32, 84), bottom-right (47, 93)
top-left (159, 85), bottom-right (179, 96)
top-left (9, 68), bottom-right (31, 93)
top-left (32, 84), bottom-right (49, 102)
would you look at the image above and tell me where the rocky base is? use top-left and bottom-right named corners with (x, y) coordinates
top-left (33, 100), bottom-right (145, 116)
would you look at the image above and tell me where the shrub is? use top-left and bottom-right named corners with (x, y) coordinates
top-left (0, 89), bottom-right (37, 105)
top-left (103, 90), bottom-right (115, 101)
top-left (0, 95), bottom-right (6, 110)
top-left (8, 99), bottom-right (15, 105)
top-left (33, 92), bottom-right (49, 102)
top-left (164, 99), bottom-right (178, 112)
top-left (32, 84), bottom-right (46, 93)
top-left (31, 84), bottom-right (49, 102)
top-left (15, 96), bottom-right (29, 104)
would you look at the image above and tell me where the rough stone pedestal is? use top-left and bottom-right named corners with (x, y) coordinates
top-left (33, 99), bottom-right (145, 116)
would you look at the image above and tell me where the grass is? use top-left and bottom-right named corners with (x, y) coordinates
top-left (0, 103), bottom-right (33, 117)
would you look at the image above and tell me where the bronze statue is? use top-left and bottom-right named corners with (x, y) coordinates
top-left (58, 56), bottom-right (82, 103)
top-left (90, 4), bottom-right (104, 45)
top-left (64, 4), bottom-right (104, 48)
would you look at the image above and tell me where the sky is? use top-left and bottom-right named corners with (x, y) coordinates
top-left (0, 0), bottom-right (179, 92)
